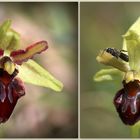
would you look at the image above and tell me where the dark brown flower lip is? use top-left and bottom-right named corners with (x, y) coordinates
top-left (0, 68), bottom-right (25, 123)
top-left (114, 80), bottom-right (140, 125)
top-left (0, 69), bottom-right (24, 103)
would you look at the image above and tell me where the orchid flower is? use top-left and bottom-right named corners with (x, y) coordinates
top-left (0, 20), bottom-right (63, 123)
top-left (94, 17), bottom-right (140, 126)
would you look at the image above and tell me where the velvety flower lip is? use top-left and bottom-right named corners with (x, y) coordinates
top-left (114, 80), bottom-right (140, 125)
top-left (0, 69), bottom-right (25, 123)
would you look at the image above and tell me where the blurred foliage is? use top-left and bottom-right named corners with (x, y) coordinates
top-left (80, 2), bottom-right (140, 138)
top-left (0, 2), bottom-right (78, 138)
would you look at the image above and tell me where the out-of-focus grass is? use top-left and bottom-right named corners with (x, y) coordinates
top-left (80, 2), bottom-right (140, 138)
top-left (0, 2), bottom-right (78, 138)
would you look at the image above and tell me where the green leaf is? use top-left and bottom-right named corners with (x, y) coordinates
top-left (17, 59), bottom-right (63, 92)
top-left (94, 68), bottom-right (123, 82)
top-left (123, 17), bottom-right (140, 72)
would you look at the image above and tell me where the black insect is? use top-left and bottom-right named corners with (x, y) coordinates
top-left (105, 48), bottom-right (129, 62)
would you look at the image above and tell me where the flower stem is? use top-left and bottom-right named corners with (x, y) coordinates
top-left (131, 122), bottom-right (140, 138)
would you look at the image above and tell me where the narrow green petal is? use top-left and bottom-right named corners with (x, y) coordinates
top-left (17, 60), bottom-right (63, 92)
top-left (123, 17), bottom-right (140, 72)
top-left (94, 68), bottom-right (123, 82)
top-left (96, 50), bottom-right (130, 72)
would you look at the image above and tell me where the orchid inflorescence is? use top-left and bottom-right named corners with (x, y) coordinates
top-left (0, 20), bottom-right (63, 123)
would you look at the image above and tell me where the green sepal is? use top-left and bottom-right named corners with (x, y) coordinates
top-left (6, 29), bottom-right (20, 51)
top-left (0, 20), bottom-right (20, 51)
top-left (94, 68), bottom-right (123, 82)
top-left (123, 17), bottom-right (140, 72)
top-left (17, 59), bottom-right (63, 92)
top-left (0, 20), bottom-right (11, 50)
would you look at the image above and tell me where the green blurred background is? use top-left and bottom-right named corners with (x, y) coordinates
top-left (80, 2), bottom-right (140, 138)
top-left (0, 2), bottom-right (78, 138)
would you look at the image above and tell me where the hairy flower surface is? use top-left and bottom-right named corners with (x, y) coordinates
top-left (0, 68), bottom-right (25, 122)
top-left (114, 80), bottom-right (140, 125)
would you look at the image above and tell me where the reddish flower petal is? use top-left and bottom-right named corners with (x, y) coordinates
top-left (10, 41), bottom-right (48, 65)
top-left (0, 69), bottom-right (25, 123)
top-left (0, 49), bottom-right (4, 57)
top-left (114, 80), bottom-right (140, 125)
